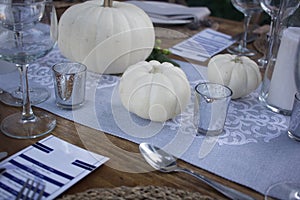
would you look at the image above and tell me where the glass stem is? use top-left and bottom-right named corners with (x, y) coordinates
top-left (19, 63), bottom-right (35, 121)
top-left (240, 14), bottom-right (252, 50)
top-left (17, 67), bottom-right (22, 93)
top-left (14, 30), bottom-right (35, 122)
top-left (265, 16), bottom-right (277, 61)
top-left (14, 31), bottom-right (23, 96)
top-left (14, 66), bottom-right (23, 95)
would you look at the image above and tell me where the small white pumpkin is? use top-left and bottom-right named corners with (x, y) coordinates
top-left (58, 0), bottom-right (155, 74)
top-left (207, 54), bottom-right (261, 99)
top-left (119, 60), bottom-right (191, 122)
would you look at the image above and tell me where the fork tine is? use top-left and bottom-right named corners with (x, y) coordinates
top-left (30, 181), bottom-right (39, 199)
top-left (30, 181), bottom-right (45, 200)
top-left (25, 179), bottom-right (34, 199)
top-left (16, 179), bottom-right (29, 200)
top-left (16, 178), bottom-right (45, 200)
top-left (36, 184), bottom-right (45, 200)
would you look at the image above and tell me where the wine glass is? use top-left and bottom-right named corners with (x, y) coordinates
top-left (0, 75), bottom-right (50, 107)
top-left (0, 0), bottom-right (58, 139)
top-left (259, 0), bottom-right (300, 106)
top-left (0, 71), bottom-right (50, 107)
top-left (227, 0), bottom-right (262, 56)
top-left (257, 0), bottom-right (280, 67)
top-left (265, 182), bottom-right (300, 200)
top-left (258, 0), bottom-right (300, 69)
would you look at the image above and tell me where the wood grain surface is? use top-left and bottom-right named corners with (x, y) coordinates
top-left (0, 2), bottom-right (265, 199)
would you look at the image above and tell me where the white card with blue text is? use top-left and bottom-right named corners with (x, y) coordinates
top-left (170, 28), bottom-right (236, 62)
top-left (0, 135), bottom-right (109, 200)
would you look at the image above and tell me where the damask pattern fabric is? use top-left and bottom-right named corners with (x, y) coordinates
top-left (0, 47), bottom-right (298, 196)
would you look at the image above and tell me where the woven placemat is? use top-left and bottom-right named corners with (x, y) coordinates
top-left (58, 185), bottom-right (215, 200)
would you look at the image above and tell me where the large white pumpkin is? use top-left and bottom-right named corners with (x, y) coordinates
top-left (207, 54), bottom-right (261, 99)
top-left (119, 60), bottom-right (191, 122)
top-left (58, 0), bottom-right (155, 74)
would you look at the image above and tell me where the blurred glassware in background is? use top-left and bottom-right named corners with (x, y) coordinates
top-left (257, 0), bottom-right (281, 67)
top-left (227, 0), bottom-right (262, 56)
top-left (287, 43), bottom-right (300, 140)
top-left (295, 43), bottom-right (300, 93)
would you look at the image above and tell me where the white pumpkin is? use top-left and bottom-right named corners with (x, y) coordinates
top-left (119, 60), bottom-right (191, 122)
top-left (58, 0), bottom-right (155, 74)
top-left (207, 54), bottom-right (261, 99)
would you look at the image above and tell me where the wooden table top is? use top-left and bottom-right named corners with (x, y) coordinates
top-left (0, 3), bottom-right (265, 199)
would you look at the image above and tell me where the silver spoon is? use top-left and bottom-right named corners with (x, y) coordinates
top-left (139, 143), bottom-right (255, 200)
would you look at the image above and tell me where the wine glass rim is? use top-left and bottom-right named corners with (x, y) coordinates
top-left (265, 181), bottom-right (300, 198)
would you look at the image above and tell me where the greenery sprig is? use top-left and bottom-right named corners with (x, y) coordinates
top-left (146, 40), bottom-right (180, 67)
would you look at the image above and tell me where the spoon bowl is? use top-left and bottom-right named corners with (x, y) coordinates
top-left (139, 143), bottom-right (177, 173)
top-left (139, 142), bottom-right (255, 200)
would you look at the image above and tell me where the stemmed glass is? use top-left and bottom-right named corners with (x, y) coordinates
top-left (265, 182), bottom-right (300, 200)
top-left (259, 0), bottom-right (300, 68)
top-left (0, 76), bottom-right (50, 107)
top-left (259, 0), bottom-right (300, 108)
top-left (257, 0), bottom-right (280, 67)
top-left (227, 0), bottom-right (262, 56)
top-left (0, 0), bottom-right (57, 139)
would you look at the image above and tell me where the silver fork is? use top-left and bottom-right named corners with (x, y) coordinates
top-left (16, 178), bottom-right (45, 200)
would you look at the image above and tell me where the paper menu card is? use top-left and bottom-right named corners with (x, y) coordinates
top-left (170, 28), bottom-right (236, 62)
top-left (0, 135), bottom-right (109, 200)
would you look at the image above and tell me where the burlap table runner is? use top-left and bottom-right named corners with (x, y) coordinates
top-left (58, 186), bottom-right (214, 200)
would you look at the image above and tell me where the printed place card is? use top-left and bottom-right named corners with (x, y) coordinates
top-left (170, 28), bottom-right (236, 62)
top-left (0, 135), bottom-right (109, 200)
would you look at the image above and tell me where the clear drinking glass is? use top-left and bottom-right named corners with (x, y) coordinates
top-left (0, 0), bottom-right (58, 139)
top-left (288, 43), bottom-right (300, 140)
top-left (227, 0), bottom-right (262, 56)
top-left (258, 0), bottom-right (300, 68)
top-left (265, 182), bottom-right (300, 200)
top-left (194, 82), bottom-right (232, 136)
top-left (52, 62), bottom-right (87, 110)
top-left (295, 43), bottom-right (300, 93)
top-left (259, 0), bottom-right (300, 115)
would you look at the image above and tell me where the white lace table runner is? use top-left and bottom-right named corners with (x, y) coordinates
top-left (1, 47), bottom-right (299, 197)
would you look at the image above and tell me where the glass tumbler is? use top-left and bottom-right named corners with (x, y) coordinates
top-left (194, 82), bottom-right (232, 136)
top-left (52, 62), bottom-right (87, 110)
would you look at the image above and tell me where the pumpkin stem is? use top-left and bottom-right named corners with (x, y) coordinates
top-left (231, 56), bottom-right (243, 64)
top-left (103, 0), bottom-right (113, 7)
top-left (150, 66), bottom-right (160, 74)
